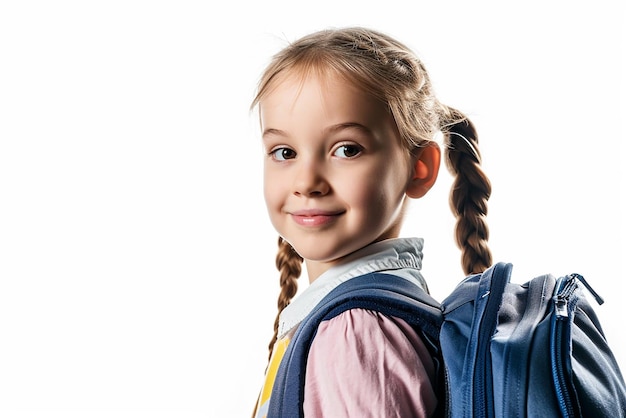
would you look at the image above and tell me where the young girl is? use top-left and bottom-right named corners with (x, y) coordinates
top-left (251, 27), bottom-right (492, 417)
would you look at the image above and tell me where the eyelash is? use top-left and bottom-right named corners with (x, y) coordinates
top-left (268, 142), bottom-right (364, 161)
top-left (333, 143), bottom-right (363, 158)
top-left (269, 147), bottom-right (296, 161)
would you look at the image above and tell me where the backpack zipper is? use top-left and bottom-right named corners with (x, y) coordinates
top-left (551, 273), bottom-right (603, 417)
top-left (473, 268), bottom-right (508, 417)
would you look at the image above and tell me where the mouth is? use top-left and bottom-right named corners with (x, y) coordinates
top-left (289, 209), bottom-right (345, 227)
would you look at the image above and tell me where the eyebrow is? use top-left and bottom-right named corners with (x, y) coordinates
top-left (262, 122), bottom-right (372, 140)
top-left (262, 128), bottom-right (287, 139)
top-left (325, 122), bottom-right (373, 135)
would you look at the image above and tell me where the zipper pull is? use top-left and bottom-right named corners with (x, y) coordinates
top-left (554, 273), bottom-right (605, 319)
top-left (554, 296), bottom-right (569, 318)
top-left (569, 273), bottom-right (604, 305)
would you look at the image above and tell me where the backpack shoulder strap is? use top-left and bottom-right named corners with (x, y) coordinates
top-left (268, 271), bottom-right (443, 418)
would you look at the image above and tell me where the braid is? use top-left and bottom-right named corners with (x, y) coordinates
top-left (267, 236), bottom-right (303, 361)
top-left (440, 107), bottom-right (492, 275)
top-left (252, 239), bottom-right (301, 418)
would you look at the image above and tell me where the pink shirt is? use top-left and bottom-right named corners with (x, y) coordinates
top-left (304, 308), bottom-right (438, 417)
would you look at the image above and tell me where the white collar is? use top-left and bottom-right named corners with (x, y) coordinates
top-left (277, 237), bottom-right (428, 339)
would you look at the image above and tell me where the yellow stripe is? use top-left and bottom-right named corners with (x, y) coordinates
top-left (255, 337), bottom-right (291, 417)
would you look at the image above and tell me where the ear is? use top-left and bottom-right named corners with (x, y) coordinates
top-left (406, 143), bottom-right (441, 199)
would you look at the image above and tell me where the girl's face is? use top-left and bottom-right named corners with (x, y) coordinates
top-left (259, 72), bottom-right (415, 282)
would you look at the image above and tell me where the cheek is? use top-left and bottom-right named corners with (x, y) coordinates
top-left (339, 174), bottom-right (385, 211)
top-left (263, 169), bottom-right (283, 211)
top-left (262, 169), bottom-right (274, 205)
top-left (348, 164), bottom-right (408, 215)
top-left (263, 183), bottom-right (276, 211)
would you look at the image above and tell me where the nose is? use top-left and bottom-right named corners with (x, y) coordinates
top-left (293, 158), bottom-right (330, 197)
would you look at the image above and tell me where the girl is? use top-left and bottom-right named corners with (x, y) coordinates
top-left (251, 27), bottom-right (491, 417)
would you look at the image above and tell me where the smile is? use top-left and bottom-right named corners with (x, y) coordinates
top-left (289, 210), bottom-right (344, 227)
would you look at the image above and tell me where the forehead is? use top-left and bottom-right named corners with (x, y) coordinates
top-left (259, 69), bottom-right (390, 129)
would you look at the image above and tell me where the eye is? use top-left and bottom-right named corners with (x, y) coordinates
top-left (270, 147), bottom-right (297, 161)
top-left (333, 143), bottom-right (363, 159)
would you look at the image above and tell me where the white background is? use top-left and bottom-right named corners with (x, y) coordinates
top-left (0, 1), bottom-right (624, 417)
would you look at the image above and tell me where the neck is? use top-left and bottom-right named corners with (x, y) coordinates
top-left (304, 260), bottom-right (332, 284)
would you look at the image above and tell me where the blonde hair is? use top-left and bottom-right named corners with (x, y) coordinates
top-left (252, 27), bottom-right (492, 360)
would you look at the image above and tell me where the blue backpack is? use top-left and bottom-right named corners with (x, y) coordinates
top-left (268, 262), bottom-right (626, 417)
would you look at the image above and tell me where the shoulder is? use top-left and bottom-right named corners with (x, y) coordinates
top-left (311, 308), bottom-right (434, 370)
top-left (303, 308), bottom-right (438, 417)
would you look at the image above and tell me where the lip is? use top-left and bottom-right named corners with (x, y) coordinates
top-left (289, 209), bottom-right (344, 227)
